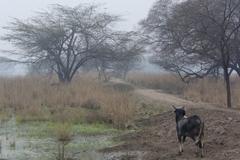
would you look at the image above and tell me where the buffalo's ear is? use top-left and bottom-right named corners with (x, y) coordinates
top-left (172, 105), bottom-right (177, 110)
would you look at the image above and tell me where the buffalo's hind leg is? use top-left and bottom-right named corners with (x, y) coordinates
top-left (195, 140), bottom-right (204, 158)
top-left (199, 140), bottom-right (204, 158)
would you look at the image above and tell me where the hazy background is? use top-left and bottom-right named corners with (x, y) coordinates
top-left (0, 0), bottom-right (160, 76)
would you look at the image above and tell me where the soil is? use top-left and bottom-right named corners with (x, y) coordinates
top-left (103, 81), bottom-right (240, 160)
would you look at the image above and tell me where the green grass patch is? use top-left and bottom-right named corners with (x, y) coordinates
top-left (72, 123), bottom-right (119, 135)
top-left (68, 137), bottom-right (114, 151)
top-left (17, 121), bottom-right (120, 138)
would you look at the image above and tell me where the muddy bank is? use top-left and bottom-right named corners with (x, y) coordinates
top-left (103, 108), bottom-right (240, 160)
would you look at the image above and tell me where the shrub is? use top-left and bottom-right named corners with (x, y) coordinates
top-left (81, 99), bottom-right (101, 110)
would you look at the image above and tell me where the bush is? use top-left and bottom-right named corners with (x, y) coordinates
top-left (81, 99), bottom-right (101, 110)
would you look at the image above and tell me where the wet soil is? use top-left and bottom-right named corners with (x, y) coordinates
top-left (103, 106), bottom-right (240, 160)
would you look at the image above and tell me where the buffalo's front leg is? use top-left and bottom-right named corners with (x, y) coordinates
top-left (178, 136), bottom-right (183, 155)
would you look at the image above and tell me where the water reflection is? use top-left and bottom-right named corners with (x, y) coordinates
top-left (0, 118), bottom-right (109, 160)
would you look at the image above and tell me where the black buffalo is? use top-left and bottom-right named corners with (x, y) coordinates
top-left (172, 106), bottom-right (204, 157)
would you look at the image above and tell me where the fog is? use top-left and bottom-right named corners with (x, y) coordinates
top-left (0, 0), bottom-right (159, 75)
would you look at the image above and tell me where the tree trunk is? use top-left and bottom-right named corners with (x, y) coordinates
top-left (59, 78), bottom-right (71, 84)
top-left (223, 66), bottom-right (232, 108)
top-left (62, 143), bottom-right (65, 160)
top-left (103, 70), bottom-right (109, 82)
top-left (57, 72), bottom-right (71, 84)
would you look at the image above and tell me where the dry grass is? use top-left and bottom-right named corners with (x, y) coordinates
top-left (127, 72), bottom-right (186, 94)
top-left (54, 123), bottom-right (73, 143)
top-left (128, 72), bottom-right (240, 108)
top-left (184, 77), bottom-right (240, 108)
top-left (183, 79), bottom-right (226, 105)
top-left (0, 74), bottom-right (137, 129)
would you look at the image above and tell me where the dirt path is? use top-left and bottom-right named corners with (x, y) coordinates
top-left (111, 78), bottom-right (240, 112)
top-left (105, 79), bottom-right (240, 160)
top-left (135, 89), bottom-right (194, 106)
top-left (135, 88), bottom-right (240, 115)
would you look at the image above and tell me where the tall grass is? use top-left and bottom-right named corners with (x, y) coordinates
top-left (183, 79), bottom-right (226, 105)
top-left (128, 72), bottom-right (240, 108)
top-left (184, 77), bottom-right (240, 108)
top-left (0, 75), bottom-right (137, 128)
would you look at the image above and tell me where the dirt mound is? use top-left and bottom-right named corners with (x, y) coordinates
top-left (103, 108), bottom-right (240, 160)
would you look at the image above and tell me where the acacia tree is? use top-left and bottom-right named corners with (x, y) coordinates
top-left (141, 0), bottom-right (240, 108)
top-left (2, 4), bottom-right (119, 83)
top-left (82, 31), bottom-right (144, 81)
top-left (110, 32), bottom-right (143, 79)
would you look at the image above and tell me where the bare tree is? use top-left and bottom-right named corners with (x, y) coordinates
top-left (82, 31), bottom-right (144, 81)
top-left (112, 58), bottom-right (142, 80)
top-left (141, 0), bottom-right (240, 108)
top-left (110, 32), bottom-right (144, 79)
top-left (2, 4), bottom-right (119, 83)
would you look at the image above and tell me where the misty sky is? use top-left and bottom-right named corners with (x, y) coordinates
top-left (0, 0), bottom-right (156, 36)
top-left (0, 0), bottom-right (159, 75)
